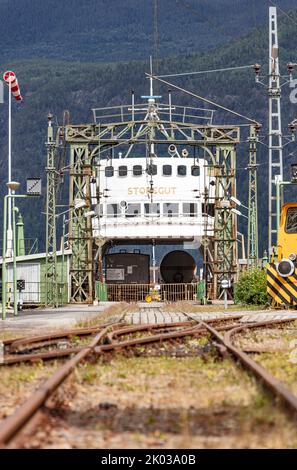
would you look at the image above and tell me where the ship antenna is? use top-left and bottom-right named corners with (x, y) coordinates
top-left (150, 55), bottom-right (154, 97)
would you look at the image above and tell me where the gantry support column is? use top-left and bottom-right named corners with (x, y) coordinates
top-left (69, 144), bottom-right (93, 302)
top-left (247, 126), bottom-right (259, 267)
top-left (212, 145), bottom-right (238, 299)
top-left (45, 113), bottom-right (58, 307)
top-left (268, 6), bottom-right (283, 251)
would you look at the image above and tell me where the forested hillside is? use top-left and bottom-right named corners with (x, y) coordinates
top-left (0, 0), bottom-right (295, 61)
top-left (0, 1), bottom-right (297, 253)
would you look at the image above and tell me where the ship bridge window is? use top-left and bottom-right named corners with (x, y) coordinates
top-left (144, 203), bottom-right (160, 216)
top-left (105, 166), bottom-right (114, 177)
top-left (163, 203), bottom-right (179, 217)
top-left (133, 165), bottom-right (142, 176)
top-left (118, 165), bottom-right (127, 177)
top-left (162, 164), bottom-right (172, 176)
top-left (285, 207), bottom-right (297, 233)
top-left (183, 203), bottom-right (197, 217)
top-left (177, 165), bottom-right (187, 176)
top-left (191, 165), bottom-right (200, 177)
top-left (126, 203), bottom-right (141, 218)
top-left (147, 164), bottom-right (157, 176)
top-left (107, 204), bottom-right (119, 217)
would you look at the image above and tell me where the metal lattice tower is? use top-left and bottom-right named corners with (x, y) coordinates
top-left (45, 113), bottom-right (58, 306)
top-left (212, 145), bottom-right (238, 298)
top-left (68, 144), bottom-right (93, 302)
top-left (247, 125), bottom-right (259, 266)
top-left (268, 6), bottom-right (283, 251)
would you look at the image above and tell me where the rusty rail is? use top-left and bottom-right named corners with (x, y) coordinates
top-left (0, 316), bottom-right (239, 445)
top-left (0, 322), bottom-right (122, 447)
top-left (1, 311), bottom-right (296, 447)
top-left (1, 317), bottom-right (243, 365)
top-left (182, 312), bottom-right (297, 416)
top-left (7, 324), bottom-right (111, 353)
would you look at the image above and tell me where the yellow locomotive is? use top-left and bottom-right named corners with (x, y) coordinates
top-left (267, 202), bottom-right (297, 307)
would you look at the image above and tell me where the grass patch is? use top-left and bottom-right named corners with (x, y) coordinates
top-left (75, 302), bottom-right (132, 328)
top-left (70, 353), bottom-right (297, 449)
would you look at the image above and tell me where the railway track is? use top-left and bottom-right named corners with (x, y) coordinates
top-left (182, 311), bottom-right (297, 416)
top-left (0, 305), bottom-right (297, 447)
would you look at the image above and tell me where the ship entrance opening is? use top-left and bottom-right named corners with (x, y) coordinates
top-left (98, 243), bottom-right (201, 302)
top-left (160, 250), bottom-right (196, 284)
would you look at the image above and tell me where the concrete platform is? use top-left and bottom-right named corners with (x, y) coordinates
top-left (123, 308), bottom-right (297, 325)
top-left (1, 302), bottom-right (297, 333)
top-left (0, 303), bottom-right (115, 332)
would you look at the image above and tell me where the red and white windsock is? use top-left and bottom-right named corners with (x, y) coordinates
top-left (3, 71), bottom-right (23, 101)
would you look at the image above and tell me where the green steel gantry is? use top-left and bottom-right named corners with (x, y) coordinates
top-left (212, 145), bottom-right (238, 298)
top-left (247, 125), bottom-right (259, 267)
top-left (68, 144), bottom-right (93, 303)
top-left (64, 108), bottom-right (240, 300)
top-left (44, 93), bottom-right (241, 302)
top-left (45, 113), bottom-right (58, 306)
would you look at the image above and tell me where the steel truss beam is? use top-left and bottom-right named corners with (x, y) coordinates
top-left (66, 121), bottom-right (239, 147)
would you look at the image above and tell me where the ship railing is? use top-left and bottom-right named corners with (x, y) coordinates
top-left (92, 103), bottom-right (214, 126)
top-left (94, 214), bottom-right (214, 225)
top-left (99, 282), bottom-right (201, 302)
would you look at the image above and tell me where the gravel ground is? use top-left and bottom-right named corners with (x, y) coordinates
top-left (25, 351), bottom-right (297, 449)
top-left (0, 361), bottom-right (57, 420)
top-left (1, 318), bottom-right (297, 449)
top-left (233, 323), bottom-right (297, 395)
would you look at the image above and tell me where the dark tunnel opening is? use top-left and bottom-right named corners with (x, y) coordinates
top-left (160, 250), bottom-right (196, 284)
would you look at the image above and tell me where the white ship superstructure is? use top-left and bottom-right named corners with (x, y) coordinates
top-left (90, 74), bottom-right (215, 243)
top-left (92, 155), bottom-right (215, 241)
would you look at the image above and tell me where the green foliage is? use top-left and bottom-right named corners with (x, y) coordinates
top-left (234, 268), bottom-right (268, 305)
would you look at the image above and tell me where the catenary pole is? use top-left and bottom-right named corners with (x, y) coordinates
top-left (6, 80), bottom-right (12, 258)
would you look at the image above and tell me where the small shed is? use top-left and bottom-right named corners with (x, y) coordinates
top-left (0, 250), bottom-right (72, 305)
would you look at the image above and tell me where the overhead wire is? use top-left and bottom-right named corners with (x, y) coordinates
top-left (146, 72), bottom-right (259, 125)
top-left (157, 64), bottom-right (254, 79)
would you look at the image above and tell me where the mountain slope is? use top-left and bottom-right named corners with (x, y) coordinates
top-left (1, 5), bottom-right (297, 252)
top-left (0, 0), bottom-right (296, 61)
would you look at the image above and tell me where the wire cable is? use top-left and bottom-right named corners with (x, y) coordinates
top-left (157, 64), bottom-right (254, 79)
top-left (146, 73), bottom-right (260, 125)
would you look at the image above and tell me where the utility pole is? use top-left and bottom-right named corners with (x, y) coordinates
top-left (254, 7), bottom-right (297, 254)
top-left (247, 125), bottom-right (259, 266)
top-left (45, 113), bottom-right (58, 307)
top-left (268, 6), bottom-right (283, 252)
